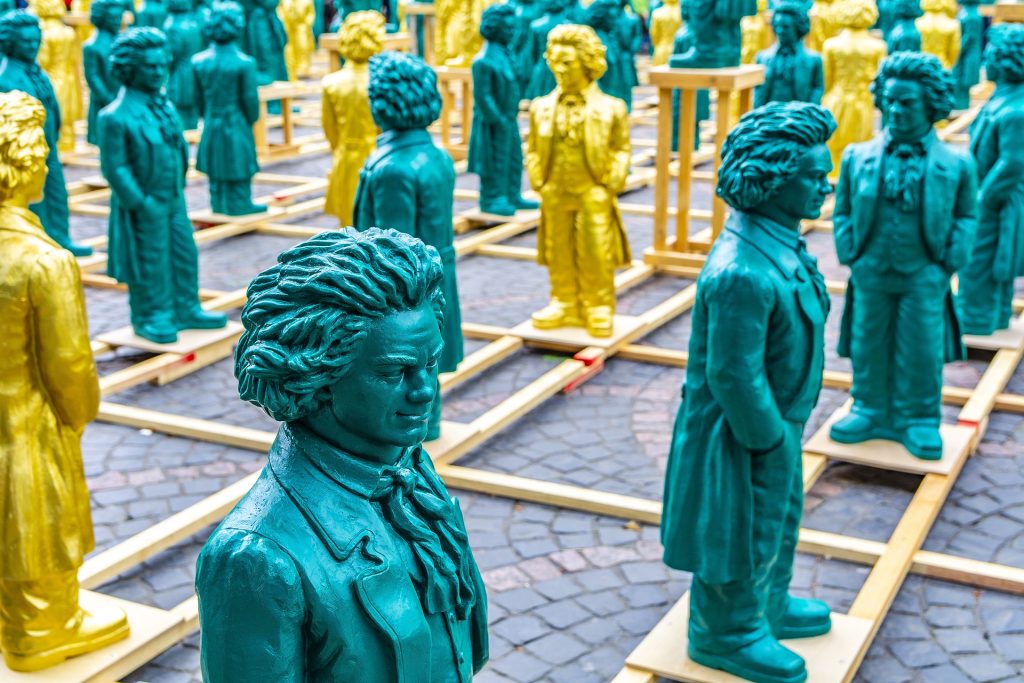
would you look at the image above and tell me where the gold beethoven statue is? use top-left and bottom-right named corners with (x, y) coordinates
top-left (649, 0), bottom-right (682, 66)
top-left (918, 0), bottom-right (961, 70)
top-left (436, 0), bottom-right (485, 67)
top-left (740, 0), bottom-right (773, 65)
top-left (821, 0), bottom-right (886, 178)
top-left (0, 90), bottom-right (129, 673)
top-left (526, 24), bottom-right (631, 338)
top-left (33, 0), bottom-right (84, 152)
top-left (281, 0), bottom-right (315, 80)
top-left (807, 0), bottom-right (838, 52)
top-left (322, 10), bottom-right (385, 226)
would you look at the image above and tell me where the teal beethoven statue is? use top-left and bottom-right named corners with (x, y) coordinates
top-left (887, 0), bottom-right (922, 53)
top-left (99, 28), bottom-right (228, 344)
top-left (192, 0), bottom-right (265, 216)
top-left (523, 0), bottom-right (575, 98)
top-left (831, 52), bottom-right (977, 460)
top-left (196, 228), bottom-right (488, 682)
top-left (585, 0), bottom-right (634, 110)
top-left (136, 0), bottom-right (168, 27)
top-left (0, 11), bottom-right (92, 257)
top-left (952, 0), bottom-right (983, 110)
top-left (468, 3), bottom-right (539, 216)
top-left (163, 0), bottom-right (204, 130)
top-left (662, 102), bottom-right (835, 683)
top-left (241, 0), bottom-right (289, 86)
top-left (353, 52), bottom-right (462, 441)
top-left (754, 0), bottom-right (824, 107)
top-left (83, 0), bottom-right (124, 146)
top-left (669, 0), bottom-right (756, 68)
top-left (957, 25), bottom-right (1024, 336)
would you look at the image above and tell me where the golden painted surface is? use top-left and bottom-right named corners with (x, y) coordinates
top-left (0, 91), bottom-right (126, 672)
top-left (436, 0), bottom-right (488, 67)
top-left (807, 0), bottom-right (838, 52)
top-left (822, 2), bottom-right (886, 178)
top-left (649, 0), bottom-right (682, 66)
top-left (322, 11), bottom-right (384, 225)
top-left (281, 0), bottom-right (315, 80)
top-left (34, 0), bottom-right (83, 151)
top-left (740, 0), bottom-right (773, 65)
top-left (918, 0), bottom-right (961, 69)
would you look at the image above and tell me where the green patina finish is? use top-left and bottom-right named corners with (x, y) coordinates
top-left (886, 0), bottom-right (923, 53)
top-left (83, 0), bottom-right (125, 146)
top-left (754, 0), bottom-right (824, 108)
top-left (668, 0), bottom-right (756, 68)
top-left (952, 0), bottom-right (983, 110)
top-left (99, 28), bottom-right (228, 344)
top-left (523, 0), bottom-right (575, 99)
top-left (584, 0), bottom-right (634, 111)
top-left (164, 0), bottom-right (204, 130)
top-left (958, 25), bottom-right (1024, 335)
top-left (832, 52), bottom-right (977, 460)
top-left (196, 228), bottom-right (487, 683)
top-left (192, 1), bottom-right (265, 216)
top-left (0, 11), bottom-right (91, 256)
top-left (662, 102), bottom-right (836, 683)
top-left (468, 3), bottom-right (538, 216)
top-left (353, 52), bottom-right (463, 441)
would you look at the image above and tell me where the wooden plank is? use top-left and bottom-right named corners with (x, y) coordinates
top-left (440, 335), bottom-right (523, 392)
top-left (95, 402), bottom-right (275, 452)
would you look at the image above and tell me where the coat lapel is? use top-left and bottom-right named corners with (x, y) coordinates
top-left (355, 564), bottom-right (433, 683)
top-left (854, 138), bottom-right (884, 257)
top-left (923, 139), bottom-right (953, 260)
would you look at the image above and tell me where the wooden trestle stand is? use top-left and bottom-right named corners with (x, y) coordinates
top-left (435, 66), bottom-right (473, 162)
top-left (319, 31), bottom-right (413, 72)
top-left (404, 2), bottom-right (437, 65)
top-left (645, 64), bottom-right (764, 268)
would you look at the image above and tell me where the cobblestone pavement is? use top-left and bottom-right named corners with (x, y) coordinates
top-left (58, 105), bottom-right (1024, 683)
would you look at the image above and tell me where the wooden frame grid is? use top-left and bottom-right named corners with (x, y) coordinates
top-left (24, 52), bottom-right (1024, 683)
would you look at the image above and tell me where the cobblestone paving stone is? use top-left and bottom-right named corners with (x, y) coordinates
top-left (57, 119), bottom-right (1024, 682)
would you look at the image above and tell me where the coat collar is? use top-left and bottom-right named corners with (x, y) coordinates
top-left (375, 128), bottom-right (432, 152)
top-left (0, 204), bottom-right (57, 244)
top-left (726, 211), bottom-right (802, 280)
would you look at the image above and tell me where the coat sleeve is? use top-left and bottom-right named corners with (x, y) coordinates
top-left (943, 151), bottom-right (978, 274)
top-left (359, 163), bottom-right (418, 233)
top-left (99, 113), bottom-right (147, 211)
top-left (525, 101), bottom-right (544, 190)
top-left (196, 529), bottom-right (306, 683)
top-left (809, 54), bottom-right (824, 105)
top-left (241, 60), bottom-right (261, 125)
top-left (29, 250), bottom-right (99, 431)
top-left (703, 267), bottom-right (785, 451)
top-left (832, 149), bottom-right (856, 265)
top-left (604, 98), bottom-right (631, 194)
top-left (979, 112), bottom-right (1024, 213)
top-left (472, 60), bottom-right (504, 124)
top-left (83, 47), bottom-right (114, 105)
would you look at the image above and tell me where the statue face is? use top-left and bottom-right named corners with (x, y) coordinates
top-left (490, 12), bottom-right (517, 46)
top-left (883, 78), bottom-right (931, 141)
top-left (317, 303), bottom-right (443, 465)
top-left (130, 47), bottom-right (170, 94)
top-left (549, 44), bottom-right (588, 94)
top-left (95, 8), bottom-right (124, 33)
top-left (772, 13), bottom-right (799, 46)
top-left (760, 143), bottom-right (833, 225)
top-left (6, 25), bottom-right (41, 62)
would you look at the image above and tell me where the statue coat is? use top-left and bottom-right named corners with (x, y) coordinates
top-left (192, 44), bottom-right (261, 182)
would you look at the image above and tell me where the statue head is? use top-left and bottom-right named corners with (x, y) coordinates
top-left (236, 228), bottom-right (447, 463)
top-left (585, 0), bottom-right (620, 33)
top-left (367, 51), bottom-right (441, 131)
top-left (90, 0), bottom-right (126, 33)
top-left (0, 11), bottom-right (41, 63)
top-left (204, 0), bottom-right (244, 43)
top-left (110, 27), bottom-right (170, 94)
top-left (833, 0), bottom-right (877, 30)
top-left (892, 0), bottom-right (923, 19)
top-left (480, 3), bottom-right (516, 46)
top-left (168, 0), bottom-right (192, 12)
top-left (338, 10), bottom-right (385, 63)
top-left (771, 0), bottom-right (811, 46)
top-left (0, 90), bottom-right (48, 205)
top-left (919, 0), bottom-right (955, 15)
top-left (717, 102), bottom-right (836, 227)
top-left (545, 24), bottom-right (606, 94)
top-left (542, 0), bottom-right (575, 16)
top-left (31, 0), bottom-right (65, 20)
top-left (984, 24), bottom-right (1024, 85)
top-left (872, 51), bottom-right (953, 139)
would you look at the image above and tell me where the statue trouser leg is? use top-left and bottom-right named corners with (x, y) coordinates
top-left (689, 421), bottom-right (810, 683)
top-left (958, 212), bottom-right (1015, 335)
top-left (129, 214), bottom-right (179, 342)
top-left (847, 277), bottom-right (898, 431)
top-left (480, 124), bottom-right (515, 215)
top-left (31, 151), bottom-right (92, 257)
top-left (212, 179), bottom-right (264, 216)
top-left (577, 186), bottom-right (618, 337)
top-left (168, 199), bottom-right (227, 331)
top-left (0, 572), bottom-right (129, 672)
top-left (533, 192), bottom-right (584, 329)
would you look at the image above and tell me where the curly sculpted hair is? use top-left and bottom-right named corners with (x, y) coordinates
top-left (339, 10), bottom-right (385, 63)
top-left (545, 24), bottom-right (607, 82)
top-left (235, 228), bottom-right (446, 422)
top-left (0, 91), bottom-right (48, 202)
top-left (986, 24), bottom-right (1024, 84)
top-left (368, 51), bottom-right (442, 130)
top-left (871, 51), bottom-right (954, 123)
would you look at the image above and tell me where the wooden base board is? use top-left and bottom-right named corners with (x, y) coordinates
top-left (963, 318), bottom-right (1024, 352)
top-left (0, 592), bottom-right (182, 683)
top-left (625, 596), bottom-right (873, 683)
top-left (460, 208), bottom-right (541, 225)
top-left (510, 314), bottom-right (645, 351)
top-left (96, 321), bottom-right (244, 355)
top-left (804, 406), bottom-right (974, 476)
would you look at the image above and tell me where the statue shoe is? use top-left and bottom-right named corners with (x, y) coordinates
top-left (480, 200), bottom-right (518, 217)
top-left (585, 306), bottom-right (614, 338)
top-left (513, 196), bottom-right (540, 210)
top-left (829, 412), bottom-right (885, 445)
top-left (772, 596), bottom-right (832, 639)
top-left (688, 634), bottom-right (807, 683)
top-left (177, 308), bottom-right (228, 331)
top-left (66, 242), bottom-right (94, 258)
top-left (135, 319), bottom-right (178, 345)
top-left (532, 302), bottom-right (583, 329)
top-left (3, 604), bottom-right (129, 672)
top-left (902, 425), bottom-right (943, 461)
